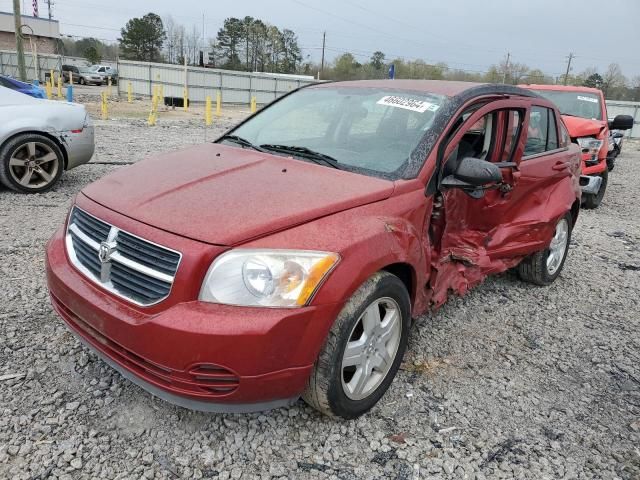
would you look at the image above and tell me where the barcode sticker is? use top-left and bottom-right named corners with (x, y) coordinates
top-left (377, 95), bottom-right (439, 113)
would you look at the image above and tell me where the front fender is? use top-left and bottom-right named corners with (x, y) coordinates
top-left (241, 188), bottom-right (432, 314)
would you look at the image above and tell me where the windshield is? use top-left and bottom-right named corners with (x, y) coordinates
top-left (226, 86), bottom-right (445, 178)
top-left (530, 89), bottom-right (603, 121)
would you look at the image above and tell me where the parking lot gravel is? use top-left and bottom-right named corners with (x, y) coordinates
top-left (1, 116), bottom-right (639, 480)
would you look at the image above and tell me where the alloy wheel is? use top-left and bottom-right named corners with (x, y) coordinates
top-left (341, 297), bottom-right (402, 401)
top-left (8, 142), bottom-right (60, 190)
top-left (547, 218), bottom-right (569, 275)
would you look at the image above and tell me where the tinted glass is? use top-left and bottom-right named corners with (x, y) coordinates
top-left (547, 109), bottom-right (558, 150)
top-left (525, 107), bottom-right (560, 156)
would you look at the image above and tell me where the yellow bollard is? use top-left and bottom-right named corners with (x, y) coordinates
top-left (127, 82), bottom-right (133, 103)
top-left (100, 92), bottom-right (108, 120)
top-left (148, 89), bottom-right (159, 126)
top-left (107, 77), bottom-right (112, 97)
top-left (250, 96), bottom-right (257, 113)
top-left (205, 95), bottom-right (212, 126)
top-left (45, 80), bottom-right (52, 99)
top-left (183, 88), bottom-right (189, 111)
top-left (216, 91), bottom-right (222, 117)
top-left (56, 74), bottom-right (62, 98)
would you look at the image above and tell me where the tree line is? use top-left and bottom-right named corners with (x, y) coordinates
top-left (315, 51), bottom-right (640, 101)
top-left (59, 12), bottom-right (640, 100)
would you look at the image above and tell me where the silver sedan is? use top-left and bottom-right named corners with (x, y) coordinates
top-left (0, 86), bottom-right (95, 193)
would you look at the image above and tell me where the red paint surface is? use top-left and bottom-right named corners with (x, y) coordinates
top-left (46, 82), bottom-right (582, 406)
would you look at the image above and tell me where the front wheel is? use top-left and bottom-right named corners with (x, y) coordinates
top-left (303, 271), bottom-right (411, 419)
top-left (79, 77), bottom-right (86, 85)
top-left (517, 213), bottom-right (572, 286)
top-left (582, 168), bottom-right (608, 209)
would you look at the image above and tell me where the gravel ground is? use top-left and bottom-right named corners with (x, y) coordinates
top-left (1, 117), bottom-right (639, 480)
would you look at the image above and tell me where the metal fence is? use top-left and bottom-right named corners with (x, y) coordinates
top-left (606, 101), bottom-right (640, 138)
top-left (117, 60), bottom-right (317, 105)
top-left (0, 50), bottom-right (69, 82)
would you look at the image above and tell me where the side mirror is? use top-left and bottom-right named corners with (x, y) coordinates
top-left (608, 114), bottom-right (634, 131)
top-left (450, 157), bottom-right (503, 185)
top-left (441, 157), bottom-right (503, 198)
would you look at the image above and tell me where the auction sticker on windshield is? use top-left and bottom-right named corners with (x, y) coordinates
top-left (377, 95), bottom-right (439, 113)
top-left (577, 95), bottom-right (598, 103)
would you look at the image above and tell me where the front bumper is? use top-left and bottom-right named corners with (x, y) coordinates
top-left (64, 124), bottom-right (95, 170)
top-left (46, 218), bottom-right (341, 412)
top-left (581, 152), bottom-right (607, 175)
top-left (580, 175), bottom-right (602, 195)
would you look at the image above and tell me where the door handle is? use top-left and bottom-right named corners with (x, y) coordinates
top-left (552, 162), bottom-right (570, 171)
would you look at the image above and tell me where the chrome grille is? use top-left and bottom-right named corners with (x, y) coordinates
top-left (65, 207), bottom-right (181, 306)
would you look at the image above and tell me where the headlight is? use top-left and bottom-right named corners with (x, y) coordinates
top-left (576, 137), bottom-right (603, 162)
top-left (199, 249), bottom-right (340, 307)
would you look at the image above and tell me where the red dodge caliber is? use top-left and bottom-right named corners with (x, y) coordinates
top-left (46, 81), bottom-right (582, 418)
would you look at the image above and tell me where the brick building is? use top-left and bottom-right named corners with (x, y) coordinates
top-left (0, 11), bottom-right (60, 54)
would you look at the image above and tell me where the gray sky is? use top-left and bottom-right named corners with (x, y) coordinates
top-left (3, 0), bottom-right (640, 78)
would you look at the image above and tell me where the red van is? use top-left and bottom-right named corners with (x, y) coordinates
top-left (46, 81), bottom-right (582, 418)
top-left (521, 84), bottom-right (633, 208)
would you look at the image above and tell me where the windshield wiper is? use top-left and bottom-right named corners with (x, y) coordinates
top-left (218, 134), bottom-right (266, 152)
top-left (560, 112), bottom-right (579, 118)
top-left (259, 144), bottom-right (341, 170)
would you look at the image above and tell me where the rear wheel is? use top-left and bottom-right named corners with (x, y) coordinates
top-left (582, 169), bottom-right (608, 209)
top-left (0, 134), bottom-right (64, 193)
top-left (303, 271), bottom-right (411, 419)
top-left (517, 213), bottom-right (572, 286)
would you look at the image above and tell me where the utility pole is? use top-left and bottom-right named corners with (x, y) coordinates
top-left (47, 0), bottom-right (53, 19)
top-left (320, 31), bottom-right (326, 80)
top-left (563, 52), bottom-right (574, 86)
top-left (12, 0), bottom-right (27, 81)
top-left (502, 52), bottom-right (510, 84)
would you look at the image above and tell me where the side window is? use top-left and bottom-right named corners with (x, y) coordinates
top-left (524, 106), bottom-right (560, 157)
top-left (547, 110), bottom-right (558, 150)
top-left (502, 109), bottom-right (524, 162)
top-left (559, 121), bottom-right (571, 148)
top-left (443, 111), bottom-right (498, 177)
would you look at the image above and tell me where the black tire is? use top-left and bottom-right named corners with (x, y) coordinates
top-left (582, 168), bottom-right (608, 209)
top-left (517, 212), bottom-right (572, 286)
top-left (303, 271), bottom-right (411, 419)
top-left (79, 77), bottom-right (86, 85)
top-left (607, 154), bottom-right (615, 172)
top-left (0, 134), bottom-right (64, 193)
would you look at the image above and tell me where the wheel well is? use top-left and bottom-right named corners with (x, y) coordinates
top-left (0, 131), bottom-right (69, 169)
top-left (570, 200), bottom-right (580, 227)
top-left (382, 263), bottom-right (415, 304)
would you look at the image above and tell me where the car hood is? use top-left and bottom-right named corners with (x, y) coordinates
top-left (561, 115), bottom-right (607, 138)
top-left (82, 143), bottom-right (395, 245)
